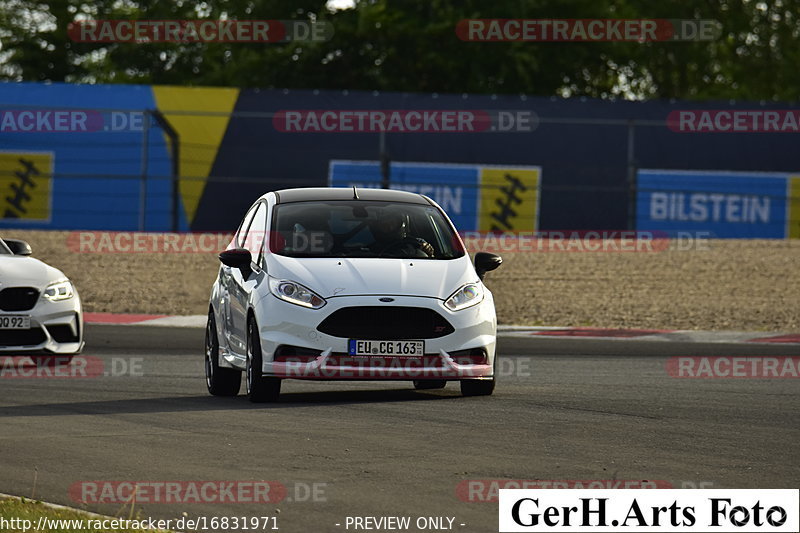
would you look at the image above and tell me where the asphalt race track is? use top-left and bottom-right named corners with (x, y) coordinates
top-left (2, 325), bottom-right (799, 532)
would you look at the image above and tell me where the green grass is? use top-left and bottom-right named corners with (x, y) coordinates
top-left (0, 498), bottom-right (172, 533)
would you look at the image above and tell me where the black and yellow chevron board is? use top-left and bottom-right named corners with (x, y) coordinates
top-left (478, 167), bottom-right (540, 232)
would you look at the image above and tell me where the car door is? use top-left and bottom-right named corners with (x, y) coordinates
top-left (219, 203), bottom-right (258, 354)
top-left (227, 200), bottom-right (268, 355)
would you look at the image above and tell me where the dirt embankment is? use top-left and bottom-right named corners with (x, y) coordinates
top-left (3, 231), bottom-right (798, 331)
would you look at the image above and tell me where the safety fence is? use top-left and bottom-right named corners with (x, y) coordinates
top-left (1, 84), bottom-right (799, 237)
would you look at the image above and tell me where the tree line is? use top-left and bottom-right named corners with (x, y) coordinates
top-left (1, 0), bottom-right (798, 101)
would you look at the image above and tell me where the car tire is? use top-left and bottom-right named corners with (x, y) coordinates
top-left (205, 310), bottom-right (241, 396)
top-left (246, 317), bottom-right (281, 403)
top-left (460, 378), bottom-right (495, 396)
top-left (413, 380), bottom-right (446, 390)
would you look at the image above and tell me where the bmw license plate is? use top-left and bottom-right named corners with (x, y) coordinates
top-left (0, 315), bottom-right (30, 329)
top-left (348, 340), bottom-right (424, 356)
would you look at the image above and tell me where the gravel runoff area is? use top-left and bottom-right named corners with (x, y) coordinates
top-left (4, 230), bottom-right (799, 331)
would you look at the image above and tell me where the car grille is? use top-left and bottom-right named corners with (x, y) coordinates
top-left (0, 287), bottom-right (40, 311)
top-left (317, 306), bottom-right (454, 339)
top-left (327, 354), bottom-right (446, 367)
top-left (0, 327), bottom-right (47, 347)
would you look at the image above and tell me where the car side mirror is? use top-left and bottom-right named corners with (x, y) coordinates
top-left (3, 239), bottom-right (32, 256)
top-left (219, 248), bottom-right (252, 274)
top-left (474, 252), bottom-right (502, 280)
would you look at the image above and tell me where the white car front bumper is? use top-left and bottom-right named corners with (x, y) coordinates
top-left (249, 293), bottom-right (496, 380)
top-left (0, 296), bottom-right (84, 355)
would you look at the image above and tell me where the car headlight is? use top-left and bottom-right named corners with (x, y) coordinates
top-left (43, 280), bottom-right (74, 302)
top-left (269, 278), bottom-right (326, 309)
top-left (444, 283), bottom-right (483, 311)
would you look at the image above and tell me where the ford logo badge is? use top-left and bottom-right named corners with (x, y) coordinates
top-left (379, 297), bottom-right (394, 302)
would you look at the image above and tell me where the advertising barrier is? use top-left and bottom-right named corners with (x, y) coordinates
top-left (3, 82), bottom-right (800, 235)
top-left (636, 169), bottom-right (799, 238)
top-left (329, 160), bottom-right (540, 232)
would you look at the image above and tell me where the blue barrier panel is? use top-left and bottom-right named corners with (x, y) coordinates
top-left (0, 82), bottom-right (173, 231)
top-left (329, 160), bottom-right (479, 230)
top-left (636, 169), bottom-right (790, 238)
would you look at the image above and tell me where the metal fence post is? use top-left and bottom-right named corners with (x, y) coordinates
top-left (150, 110), bottom-right (180, 232)
top-left (138, 111), bottom-right (150, 232)
top-left (172, 131), bottom-right (180, 232)
top-left (626, 120), bottom-right (637, 231)
top-left (380, 130), bottom-right (390, 189)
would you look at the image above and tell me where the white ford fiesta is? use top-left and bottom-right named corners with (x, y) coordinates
top-left (205, 187), bottom-right (502, 402)
top-left (0, 237), bottom-right (84, 355)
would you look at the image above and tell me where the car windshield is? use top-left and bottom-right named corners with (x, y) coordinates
top-left (271, 200), bottom-right (465, 259)
top-left (0, 239), bottom-right (12, 255)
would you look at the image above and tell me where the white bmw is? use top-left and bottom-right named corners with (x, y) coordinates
top-left (0, 237), bottom-right (84, 355)
top-left (205, 187), bottom-right (502, 402)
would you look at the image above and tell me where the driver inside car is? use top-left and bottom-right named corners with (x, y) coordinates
top-left (369, 208), bottom-right (435, 258)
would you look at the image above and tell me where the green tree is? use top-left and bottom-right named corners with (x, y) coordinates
top-left (1, 0), bottom-right (798, 100)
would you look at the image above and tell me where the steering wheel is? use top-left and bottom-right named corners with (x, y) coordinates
top-left (378, 237), bottom-right (434, 257)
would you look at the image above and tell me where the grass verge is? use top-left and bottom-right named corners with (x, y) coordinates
top-left (0, 497), bottom-right (172, 533)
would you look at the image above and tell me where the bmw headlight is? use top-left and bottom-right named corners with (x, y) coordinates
top-left (43, 279), bottom-right (74, 302)
top-left (269, 278), bottom-right (326, 309)
top-left (444, 283), bottom-right (483, 311)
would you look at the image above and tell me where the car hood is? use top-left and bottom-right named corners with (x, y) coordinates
top-left (0, 256), bottom-right (66, 287)
top-left (264, 255), bottom-right (477, 300)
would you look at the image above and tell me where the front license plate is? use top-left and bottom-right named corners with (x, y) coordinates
top-left (0, 315), bottom-right (31, 329)
top-left (348, 340), bottom-right (424, 356)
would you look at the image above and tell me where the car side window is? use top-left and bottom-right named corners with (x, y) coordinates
top-left (242, 202), bottom-right (268, 265)
top-left (234, 203), bottom-right (259, 249)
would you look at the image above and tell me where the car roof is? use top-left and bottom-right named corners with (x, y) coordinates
top-left (272, 187), bottom-right (432, 205)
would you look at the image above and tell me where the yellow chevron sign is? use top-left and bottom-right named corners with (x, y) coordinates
top-left (0, 151), bottom-right (53, 221)
top-left (478, 167), bottom-right (540, 232)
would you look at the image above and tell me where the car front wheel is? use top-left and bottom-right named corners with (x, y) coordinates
top-left (460, 356), bottom-right (496, 396)
top-left (460, 378), bottom-right (495, 396)
top-left (246, 317), bottom-right (281, 403)
top-left (413, 380), bottom-right (446, 390)
top-left (205, 310), bottom-right (241, 396)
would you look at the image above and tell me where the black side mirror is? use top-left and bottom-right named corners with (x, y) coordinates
top-left (219, 248), bottom-right (252, 274)
top-left (3, 239), bottom-right (32, 256)
top-left (474, 252), bottom-right (502, 280)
